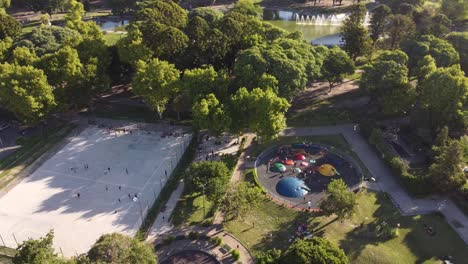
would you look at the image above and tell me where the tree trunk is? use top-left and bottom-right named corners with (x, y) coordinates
top-left (156, 105), bottom-right (162, 119)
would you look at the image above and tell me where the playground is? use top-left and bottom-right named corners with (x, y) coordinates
top-left (0, 124), bottom-right (191, 257)
top-left (256, 143), bottom-right (362, 210)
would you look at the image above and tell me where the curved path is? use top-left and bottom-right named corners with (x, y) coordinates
top-left (281, 125), bottom-right (468, 245)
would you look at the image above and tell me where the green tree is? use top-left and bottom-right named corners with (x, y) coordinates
top-left (13, 230), bottom-right (68, 264)
top-left (431, 126), bottom-right (449, 157)
top-left (64, 0), bottom-right (102, 40)
top-left (0, 13), bottom-right (21, 40)
top-left (360, 54), bottom-right (415, 115)
top-left (192, 93), bottom-right (231, 136)
top-left (109, 0), bottom-right (137, 15)
top-left (416, 65), bottom-right (467, 132)
top-left (319, 179), bottom-right (357, 221)
top-left (421, 35), bottom-right (459, 67)
top-left (138, 20), bottom-right (188, 61)
top-left (441, 0), bottom-right (466, 23)
top-left (231, 0), bottom-right (263, 18)
top-left (281, 238), bottom-right (348, 264)
top-left (116, 26), bottom-right (153, 66)
top-left (15, 26), bottom-right (81, 56)
top-left (136, 0), bottom-right (188, 29)
top-left (0, 63), bottom-right (55, 124)
top-left (430, 14), bottom-right (452, 37)
top-left (387, 15), bottom-right (416, 49)
top-left (0, 37), bottom-right (12, 61)
top-left (186, 161), bottom-right (231, 204)
top-left (341, 5), bottom-right (372, 60)
top-left (11, 46), bottom-right (39, 66)
top-left (221, 181), bottom-right (263, 220)
top-left (132, 59), bottom-right (179, 118)
top-left (403, 35), bottom-right (459, 71)
top-left (230, 87), bottom-right (290, 139)
top-left (37, 45), bottom-right (83, 104)
top-left (429, 139), bottom-right (465, 192)
top-left (0, 0), bottom-right (10, 11)
top-left (369, 4), bottom-right (392, 43)
top-left (321, 47), bottom-right (355, 91)
top-left (189, 7), bottom-right (223, 24)
top-left (87, 233), bottom-right (157, 264)
top-left (414, 55), bottom-right (437, 82)
top-left (257, 249), bottom-right (282, 264)
top-left (446, 32), bottom-right (468, 74)
top-left (180, 66), bottom-right (219, 102)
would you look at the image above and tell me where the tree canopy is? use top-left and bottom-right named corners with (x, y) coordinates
top-left (0, 63), bottom-right (55, 124)
top-left (416, 65), bottom-right (467, 132)
top-left (321, 47), bottom-right (355, 91)
top-left (132, 58), bottom-right (179, 118)
top-left (186, 161), bottom-right (231, 204)
top-left (319, 179), bottom-right (357, 221)
top-left (87, 233), bottom-right (157, 264)
top-left (0, 13), bottom-right (21, 40)
top-left (281, 238), bottom-right (348, 264)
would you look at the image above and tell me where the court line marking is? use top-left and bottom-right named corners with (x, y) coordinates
top-left (37, 169), bottom-right (142, 190)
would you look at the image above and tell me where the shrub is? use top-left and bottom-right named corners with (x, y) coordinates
top-left (163, 235), bottom-right (175, 244)
top-left (389, 157), bottom-right (409, 175)
top-left (188, 231), bottom-right (199, 240)
top-left (210, 236), bottom-right (223, 246)
top-left (231, 249), bottom-right (240, 260)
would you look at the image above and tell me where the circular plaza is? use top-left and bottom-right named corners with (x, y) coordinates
top-left (161, 249), bottom-right (220, 264)
top-left (256, 143), bottom-right (363, 210)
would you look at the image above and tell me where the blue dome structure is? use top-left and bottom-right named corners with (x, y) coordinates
top-left (276, 177), bottom-right (310, 198)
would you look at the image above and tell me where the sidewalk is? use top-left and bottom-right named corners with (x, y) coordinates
top-left (146, 180), bottom-right (185, 241)
top-left (281, 125), bottom-right (468, 245)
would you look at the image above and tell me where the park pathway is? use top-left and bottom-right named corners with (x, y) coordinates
top-left (281, 125), bottom-right (468, 245)
top-left (146, 134), bottom-right (256, 264)
top-left (146, 180), bottom-right (185, 241)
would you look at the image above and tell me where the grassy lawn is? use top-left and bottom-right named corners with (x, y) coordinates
top-left (225, 188), bottom-right (468, 263)
top-left (103, 32), bottom-right (124, 46)
top-left (0, 122), bottom-right (76, 190)
top-left (0, 246), bottom-right (16, 264)
top-left (171, 191), bottom-right (215, 227)
top-left (287, 89), bottom-right (366, 127)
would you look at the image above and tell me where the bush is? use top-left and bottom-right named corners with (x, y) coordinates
top-left (188, 231), bottom-right (200, 240)
top-left (163, 235), bottom-right (175, 244)
top-left (389, 157), bottom-right (409, 175)
top-left (210, 236), bottom-right (223, 246)
top-left (231, 249), bottom-right (240, 260)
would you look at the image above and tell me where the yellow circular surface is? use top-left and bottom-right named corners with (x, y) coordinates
top-left (318, 164), bottom-right (337, 177)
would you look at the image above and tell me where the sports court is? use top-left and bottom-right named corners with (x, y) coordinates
top-left (0, 123), bottom-right (191, 257)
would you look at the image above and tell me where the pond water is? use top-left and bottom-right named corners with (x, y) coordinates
top-left (263, 9), bottom-right (343, 45)
top-left (92, 17), bottom-right (130, 31)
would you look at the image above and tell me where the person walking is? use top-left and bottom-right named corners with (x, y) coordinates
top-left (77, 192), bottom-right (80, 198)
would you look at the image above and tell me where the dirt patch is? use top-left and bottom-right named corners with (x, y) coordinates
top-left (290, 78), bottom-right (360, 114)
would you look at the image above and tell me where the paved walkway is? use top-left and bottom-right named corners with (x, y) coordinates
top-left (281, 125), bottom-right (468, 245)
top-left (146, 180), bottom-right (185, 241)
top-left (145, 134), bottom-right (256, 264)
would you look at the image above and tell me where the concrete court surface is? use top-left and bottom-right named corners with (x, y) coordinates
top-left (0, 126), bottom-right (191, 257)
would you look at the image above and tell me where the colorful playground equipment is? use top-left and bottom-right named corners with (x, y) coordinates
top-left (271, 162), bottom-right (287, 172)
top-left (294, 154), bottom-right (306, 161)
top-left (276, 177), bottom-right (310, 198)
top-left (318, 164), bottom-right (339, 176)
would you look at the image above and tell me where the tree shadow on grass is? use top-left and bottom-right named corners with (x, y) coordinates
top-left (171, 191), bottom-right (214, 227)
top-left (338, 192), bottom-right (401, 261)
top-left (402, 213), bottom-right (468, 264)
top-left (251, 209), bottom-right (310, 253)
